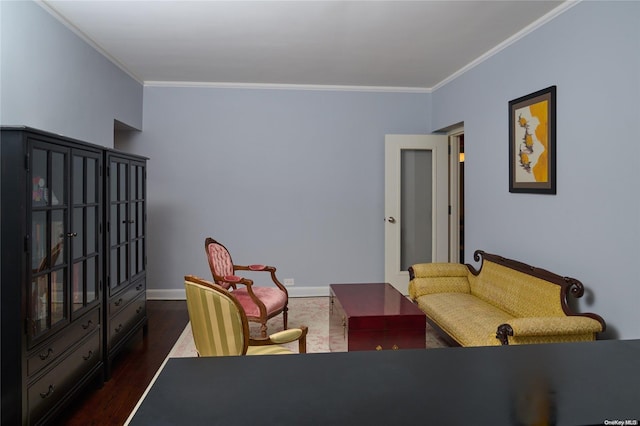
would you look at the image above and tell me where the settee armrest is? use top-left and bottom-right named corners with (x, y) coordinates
top-left (496, 316), bottom-right (604, 345)
top-left (408, 263), bottom-right (471, 300)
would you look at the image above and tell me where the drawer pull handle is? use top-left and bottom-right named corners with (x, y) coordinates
top-left (376, 345), bottom-right (383, 351)
top-left (82, 320), bottom-right (94, 330)
top-left (392, 344), bottom-right (399, 350)
top-left (83, 350), bottom-right (94, 361)
top-left (115, 324), bottom-right (123, 334)
top-left (114, 298), bottom-right (123, 307)
top-left (39, 348), bottom-right (54, 360)
top-left (122, 220), bottom-right (135, 224)
top-left (40, 385), bottom-right (55, 399)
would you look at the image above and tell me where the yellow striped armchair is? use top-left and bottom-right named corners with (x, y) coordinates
top-left (184, 275), bottom-right (307, 356)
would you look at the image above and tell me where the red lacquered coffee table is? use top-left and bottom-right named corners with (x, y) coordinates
top-left (329, 283), bottom-right (426, 352)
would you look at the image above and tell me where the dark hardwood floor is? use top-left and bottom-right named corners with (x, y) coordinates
top-left (57, 300), bottom-right (189, 426)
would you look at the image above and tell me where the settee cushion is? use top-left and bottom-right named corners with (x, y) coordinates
top-left (415, 293), bottom-right (513, 347)
top-left (468, 261), bottom-right (566, 318)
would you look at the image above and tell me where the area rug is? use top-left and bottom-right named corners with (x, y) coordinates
top-left (168, 297), bottom-right (449, 357)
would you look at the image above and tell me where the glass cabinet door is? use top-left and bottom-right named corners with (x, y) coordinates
top-left (130, 161), bottom-right (146, 278)
top-left (29, 144), bottom-right (68, 343)
top-left (108, 157), bottom-right (146, 295)
top-left (71, 150), bottom-right (101, 316)
top-left (109, 159), bottom-right (130, 293)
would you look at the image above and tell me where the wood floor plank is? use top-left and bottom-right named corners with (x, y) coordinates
top-left (57, 300), bottom-right (189, 425)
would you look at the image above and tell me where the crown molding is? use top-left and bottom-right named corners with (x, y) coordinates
top-left (144, 81), bottom-right (431, 94)
top-left (431, 0), bottom-right (581, 91)
top-left (37, 0), bottom-right (578, 94)
top-left (37, 0), bottom-right (144, 84)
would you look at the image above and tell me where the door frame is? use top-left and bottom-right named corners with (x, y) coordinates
top-left (448, 127), bottom-right (464, 263)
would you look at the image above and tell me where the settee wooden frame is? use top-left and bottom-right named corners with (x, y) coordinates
top-left (408, 249), bottom-right (607, 346)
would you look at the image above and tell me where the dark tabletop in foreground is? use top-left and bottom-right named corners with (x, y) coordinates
top-left (129, 339), bottom-right (640, 426)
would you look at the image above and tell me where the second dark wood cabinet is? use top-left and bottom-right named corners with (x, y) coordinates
top-left (104, 152), bottom-right (148, 378)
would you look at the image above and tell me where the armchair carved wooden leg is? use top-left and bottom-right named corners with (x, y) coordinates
top-left (260, 323), bottom-right (268, 338)
top-left (283, 306), bottom-right (288, 331)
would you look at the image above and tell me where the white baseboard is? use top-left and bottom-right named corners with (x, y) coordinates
top-left (285, 286), bottom-right (330, 298)
top-left (147, 286), bottom-right (329, 300)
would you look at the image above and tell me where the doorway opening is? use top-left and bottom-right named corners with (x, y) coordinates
top-left (447, 128), bottom-right (465, 263)
top-left (458, 134), bottom-right (465, 262)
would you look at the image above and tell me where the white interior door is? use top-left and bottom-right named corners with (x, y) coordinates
top-left (384, 134), bottom-right (448, 294)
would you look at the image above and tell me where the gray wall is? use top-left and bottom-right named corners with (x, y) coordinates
top-left (432, 1), bottom-right (640, 339)
top-left (123, 87), bottom-right (431, 297)
top-left (0, 1), bottom-right (142, 147)
top-left (2, 0), bottom-right (638, 339)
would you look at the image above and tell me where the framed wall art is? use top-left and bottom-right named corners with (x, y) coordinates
top-left (508, 85), bottom-right (556, 194)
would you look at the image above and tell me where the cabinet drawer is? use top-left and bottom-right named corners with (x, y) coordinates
top-left (108, 293), bottom-right (146, 346)
top-left (27, 309), bottom-right (100, 376)
top-left (109, 279), bottom-right (146, 316)
top-left (27, 331), bottom-right (101, 424)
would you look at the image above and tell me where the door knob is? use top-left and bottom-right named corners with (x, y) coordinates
top-left (386, 217), bottom-right (396, 223)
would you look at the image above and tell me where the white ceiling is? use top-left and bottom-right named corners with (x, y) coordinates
top-left (41, 0), bottom-right (567, 90)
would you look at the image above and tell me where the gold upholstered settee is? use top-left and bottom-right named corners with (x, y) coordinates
top-left (408, 250), bottom-right (606, 347)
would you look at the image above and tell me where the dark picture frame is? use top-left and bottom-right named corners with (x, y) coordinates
top-left (509, 85), bottom-right (556, 194)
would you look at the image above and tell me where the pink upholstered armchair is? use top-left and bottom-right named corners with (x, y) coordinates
top-left (204, 237), bottom-right (288, 338)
